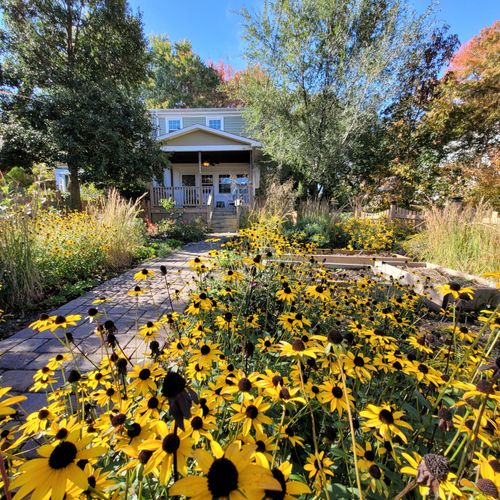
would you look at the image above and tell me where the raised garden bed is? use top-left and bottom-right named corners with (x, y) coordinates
top-left (373, 260), bottom-right (499, 311)
top-left (280, 251), bottom-right (411, 269)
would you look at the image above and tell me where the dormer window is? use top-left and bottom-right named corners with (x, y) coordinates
top-left (168, 119), bottom-right (181, 133)
top-left (207, 117), bottom-right (223, 130)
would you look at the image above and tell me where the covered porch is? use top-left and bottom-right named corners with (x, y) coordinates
top-left (149, 125), bottom-right (260, 222)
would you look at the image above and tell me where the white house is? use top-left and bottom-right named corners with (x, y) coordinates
top-left (55, 107), bottom-right (261, 230)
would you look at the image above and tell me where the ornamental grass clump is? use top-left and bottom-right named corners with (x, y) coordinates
top-left (0, 223), bottom-right (498, 499)
top-left (404, 202), bottom-right (500, 275)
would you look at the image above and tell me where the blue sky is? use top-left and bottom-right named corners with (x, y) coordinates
top-left (128, 0), bottom-right (498, 70)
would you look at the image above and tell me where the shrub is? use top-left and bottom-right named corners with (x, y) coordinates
top-left (404, 202), bottom-right (500, 275)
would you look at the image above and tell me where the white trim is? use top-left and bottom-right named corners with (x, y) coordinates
top-left (206, 116), bottom-right (224, 131)
top-left (161, 145), bottom-right (254, 152)
top-left (156, 124), bottom-right (261, 147)
top-left (151, 107), bottom-right (243, 116)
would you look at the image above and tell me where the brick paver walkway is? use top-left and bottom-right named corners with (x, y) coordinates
top-left (0, 239), bottom-right (221, 414)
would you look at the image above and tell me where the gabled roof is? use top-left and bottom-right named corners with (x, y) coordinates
top-left (156, 124), bottom-right (261, 149)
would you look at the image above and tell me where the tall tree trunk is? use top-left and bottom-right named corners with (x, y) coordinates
top-left (67, 163), bottom-right (82, 210)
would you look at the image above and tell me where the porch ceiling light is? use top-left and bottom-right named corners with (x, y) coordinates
top-left (202, 161), bottom-right (210, 167)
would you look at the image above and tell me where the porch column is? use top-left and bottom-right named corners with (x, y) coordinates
top-left (198, 151), bottom-right (202, 207)
top-left (249, 149), bottom-right (254, 205)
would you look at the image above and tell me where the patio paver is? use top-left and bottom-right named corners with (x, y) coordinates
top-left (0, 238), bottom-right (224, 415)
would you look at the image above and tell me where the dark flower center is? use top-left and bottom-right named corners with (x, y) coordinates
top-left (353, 356), bottom-right (365, 367)
top-left (55, 428), bottom-right (68, 440)
top-left (312, 385), bottom-right (320, 394)
top-left (162, 433), bottom-right (181, 454)
top-left (200, 292), bottom-right (207, 300)
top-left (139, 369), bottom-right (151, 380)
top-left (48, 441), bottom-right (78, 469)
top-left (272, 375), bottom-right (284, 387)
top-left (369, 464), bottom-right (382, 479)
top-left (146, 321), bottom-right (154, 328)
top-left (245, 405), bottom-right (259, 419)
top-left (127, 423), bottom-right (142, 438)
top-left (162, 372), bottom-right (187, 398)
top-left (201, 345), bottom-right (211, 355)
top-left (238, 378), bottom-right (252, 392)
top-left (315, 286), bottom-right (324, 293)
top-left (292, 339), bottom-right (305, 352)
top-left (285, 426), bottom-right (295, 437)
top-left (448, 282), bottom-right (461, 292)
top-left (38, 409), bottom-right (50, 419)
top-left (328, 331), bottom-right (343, 344)
top-left (476, 380), bottom-right (494, 394)
top-left (279, 388), bottom-right (291, 399)
top-left (379, 409), bottom-right (394, 425)
top-left (476, 479), bottom-right (499, 498)
top-left (148, 397), bottom-right (159, 409)
top-left (284, 287), bottom-right (292, 294)
top-left (264, 340), bottom-right (272, 347)
top-left (364, 450), bottom-right (375, 461)
top-left (256, 440), bottom-right (266, 452)
top-left (224, 312), bottom-right (233, 322)
top-left (265, 468), bottom-right (287, 499)
top-left (139, 450), bottom-right (153, 465)
top-left (418, 364), bottom-right (429, 374)
top-left (207, 457), bottom-right (239, 497)
top-left (332, 387), bottom-right (343, 399)
top-left (54, 316), bottom-right (66, 325)
top-left (191, 416), bottom-right (203, 430)
top-left (106, 388), bottom-right (115, 397)
top-left (111, 413), bottom-right (126, 427)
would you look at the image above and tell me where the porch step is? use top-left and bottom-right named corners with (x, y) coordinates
top-left (210, 212), bottom-right (239, 232)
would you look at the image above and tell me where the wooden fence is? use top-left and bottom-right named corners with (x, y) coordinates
top-left (358, 204), bottom-right (500, 226)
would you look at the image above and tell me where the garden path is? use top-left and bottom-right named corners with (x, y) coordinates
top-left (0, 239), bottom-right (223, 414)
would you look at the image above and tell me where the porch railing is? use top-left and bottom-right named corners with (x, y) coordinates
top-left (150, 186), bottom-right (214, 207)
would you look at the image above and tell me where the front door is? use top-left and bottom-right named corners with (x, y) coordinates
top-left (201, 175), bottom-right (213, 205)
top-left (182, 174), bottom-right (197, 206)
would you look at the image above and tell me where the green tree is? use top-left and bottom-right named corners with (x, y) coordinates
top-left (146, 35), bottom-right (227, 108)
top-left (238, 0), bottom-right (444, 205)
top-left (0, 0), bottom-right (163, 208)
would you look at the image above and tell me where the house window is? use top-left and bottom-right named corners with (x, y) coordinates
top-left (207, 118), bottom-right (223, 130)
top-left (202, 175), bottom-right (213, 186)
top-left (168, 119), bottom-right (181, 133)
top-left (218, 174), bottom-right (231, 194)
top-left (236, 174), bottom-right (248, 186)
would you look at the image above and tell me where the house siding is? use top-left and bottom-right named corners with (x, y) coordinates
top-left (223, 115), bottom-right (245, 136)
top-left (183, 116), bottom-right (206, 127)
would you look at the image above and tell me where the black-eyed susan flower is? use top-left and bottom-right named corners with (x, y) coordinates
top-left (128, 285), bottom-right (145, 296)
top-left (29, 313), bottom-right (56, 332)
top-left (276, 284), bottom-right (297, 303)
top-left (304, 450), bottom-right (334, 479)
top-left (267, 461), bottom-right (311, 499)
top-left (436, 282), bottom-right (474, 300)
top-left (10, 430), bottom-right (106, 500)
top-left (45, 314), bottom-right (81, 332)
top-left (129, 363), bottom-right (165, 397)
top-left (169, 441), bottom-right (281, 499)
top-left (134, 268), bottom-right (155, 280)
top-left (360, 404), bottom-right (413, 443)
top-left (279, 339), bottom-right (319, 359)
top-left (318, 380), bottom-right (353, 417)
top-left (230, 396), bottom-right (272, 436)
top-left (306, 283), bottom-right (331, 301)
top-left (138, 320), bottom-right (161, 340)
top-left (139, 420), bottom-right (192, 483)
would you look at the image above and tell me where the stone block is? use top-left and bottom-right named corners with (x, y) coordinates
top-left (0, 370), bottom-right (37, 392)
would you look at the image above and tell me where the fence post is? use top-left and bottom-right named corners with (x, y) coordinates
top-left (389, 203), bottom-right (397, 220)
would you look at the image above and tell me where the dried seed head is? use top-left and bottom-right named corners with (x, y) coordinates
top-left (475, 380), bottom-right (494, 395)
top-left (422, 454), bottom-right (449, 482)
